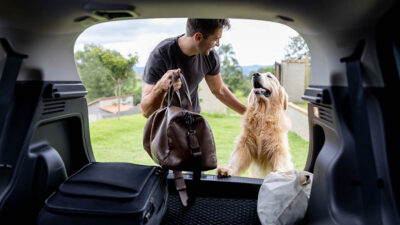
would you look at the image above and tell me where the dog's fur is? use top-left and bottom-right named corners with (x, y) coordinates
top-left (217, 72), bottom-right (294, 178)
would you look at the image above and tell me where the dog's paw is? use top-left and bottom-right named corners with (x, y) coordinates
top-left (217, 167), bottom-right (232, 177)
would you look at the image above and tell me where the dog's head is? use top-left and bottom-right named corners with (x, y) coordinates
top-left (249, 72), bottom-right (288, 111)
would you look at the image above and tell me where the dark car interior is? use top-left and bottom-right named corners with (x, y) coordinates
top-left (1, 0), bottom-right (399, 224)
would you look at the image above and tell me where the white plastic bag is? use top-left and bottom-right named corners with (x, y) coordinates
top-left (257, 170), bottom-right (313, 225)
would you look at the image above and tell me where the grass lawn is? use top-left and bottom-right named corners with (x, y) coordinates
top-left (294, 102), bottom-right (308, 111)
top-left (90, 113), bottom-right (309, 177)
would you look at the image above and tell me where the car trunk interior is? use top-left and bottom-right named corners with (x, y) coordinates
top-left (1, 0), bottom-right (400, 224)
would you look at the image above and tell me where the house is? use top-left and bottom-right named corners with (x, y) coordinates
top-left (87, 94), bottom-right (140, 122)
top-left (198, 79), bottom-right (228, 114)
top-left (276, 59), bottom-right (309, 103)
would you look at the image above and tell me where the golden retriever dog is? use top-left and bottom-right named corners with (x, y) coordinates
top-left (217, 72), bottom-right (293, 178)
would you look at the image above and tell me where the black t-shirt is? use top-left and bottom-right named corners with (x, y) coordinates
top-left (142, 34), bottom-right (220, 113)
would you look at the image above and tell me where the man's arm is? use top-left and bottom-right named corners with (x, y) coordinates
top-left (141, 69), bottom-right (181, 118)
top-left (205, 74), bottom-right (246, 115)
top-left (140, 83), bottom-right (167, 118)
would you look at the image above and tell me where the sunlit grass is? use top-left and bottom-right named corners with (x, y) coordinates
top-left (90, 113), bottom-right (309, 177)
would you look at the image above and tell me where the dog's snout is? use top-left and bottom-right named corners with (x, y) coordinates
top-left (253, 73), bottom-right (260, 78)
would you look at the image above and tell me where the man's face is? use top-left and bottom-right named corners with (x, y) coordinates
top-left (198, 27), bottom-right (222, 55)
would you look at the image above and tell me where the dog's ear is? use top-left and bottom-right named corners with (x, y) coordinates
top-left (248, 91), bottom-right (255, 105)
top-left (280, 86), bottom-right (288, 110)
top-left (283, 93), bottom-right (288, 110)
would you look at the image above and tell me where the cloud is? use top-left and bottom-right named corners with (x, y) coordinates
top-left (222, 19), bottom-right (298, 66)
top-left (75, 18), bottom-right (186, 45)
top-left (74, 18), bottom-right (301, 67)
top-left (103, 33), bottom-right (174, 66)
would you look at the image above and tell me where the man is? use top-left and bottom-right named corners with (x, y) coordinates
top-left (141, 18), bottom-right (246, 117)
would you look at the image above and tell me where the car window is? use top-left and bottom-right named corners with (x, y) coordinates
top-left (74, 18), bottom-right (310, 178)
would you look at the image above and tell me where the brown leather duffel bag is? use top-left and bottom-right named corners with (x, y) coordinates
top-left (143, 73), bottom-right (217, 206)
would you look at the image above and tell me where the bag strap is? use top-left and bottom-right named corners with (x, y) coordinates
top-left (173, 171), bottom-right (189, 206)
top-left (189, 164), bottom-right (201, 206)
top-left (177, 113), bottom-right (202, 207)
top-left (172, 112), bottom-right (203, 207)
top-left (166, 73), bottom-right (193, 111)
top-left (178, 74), bottom-right (193, 110)
top-left (173, 169), bottom-right (201, 208)
top-left (187, 118), bottom-right (202, 205)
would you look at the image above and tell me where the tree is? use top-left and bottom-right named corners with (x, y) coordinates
top-left (75, 44), bottom-right (114, 101)
top-left (217, 44), bottom-right (252, 96)
top-left (284, 34), bottom-right (310, 60)
top-left (95, 47), bottom-right (139, 120)
top-left (248, 66), bottom-right (275, 77)
top-left (132, 72), bottom-right (142, 105)
top-left (256, 66), bottom-right (275, 74)
top-left (284, 35), bottom-right (311, 86)
top-left (75, 44), bottom-right (137, 103)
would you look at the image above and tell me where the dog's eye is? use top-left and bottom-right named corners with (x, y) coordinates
top-left (267, 74), bottom-right (272, 78)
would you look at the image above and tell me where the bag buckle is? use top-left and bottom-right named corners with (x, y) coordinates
top-left (173, 171), bottom-right (186, 191)
top-left (187, 130), bottom-right (201, 157)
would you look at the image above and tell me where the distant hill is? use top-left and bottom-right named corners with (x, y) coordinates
top-left (133, 64), bottom-right (273, 76)
top-left (133, 66), bottom-right (145, 73)
top-left (241, 65), bottom-right (273, 76)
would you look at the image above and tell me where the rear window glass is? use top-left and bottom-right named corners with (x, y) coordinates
top-left (74, 18), bottom-right (310, 178)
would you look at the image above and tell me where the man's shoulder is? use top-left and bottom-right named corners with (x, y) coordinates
top-left (205, 49), bottom-right (219, 63)
top-left (154, 36), bottom-right (179, 52)
top-left (209, 49), bottom-right (218, 58)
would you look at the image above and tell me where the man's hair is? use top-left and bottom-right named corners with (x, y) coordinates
top-left (186, 19), bottom-right (231, 38)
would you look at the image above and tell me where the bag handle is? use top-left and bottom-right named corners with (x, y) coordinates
top-left (167, 73), bottom-right (193, 111)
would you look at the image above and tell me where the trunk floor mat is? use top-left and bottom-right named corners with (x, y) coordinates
top-left (162, 194), bottom-right (261, 224)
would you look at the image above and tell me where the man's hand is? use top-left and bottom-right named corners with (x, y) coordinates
top-left (141, 68), bottom-right (182, 118)
top-left (155, 68), bottom-right (182, 92)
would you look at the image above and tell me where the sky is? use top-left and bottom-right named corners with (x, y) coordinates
top-left (74, 18), bottom-right (299, 67)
